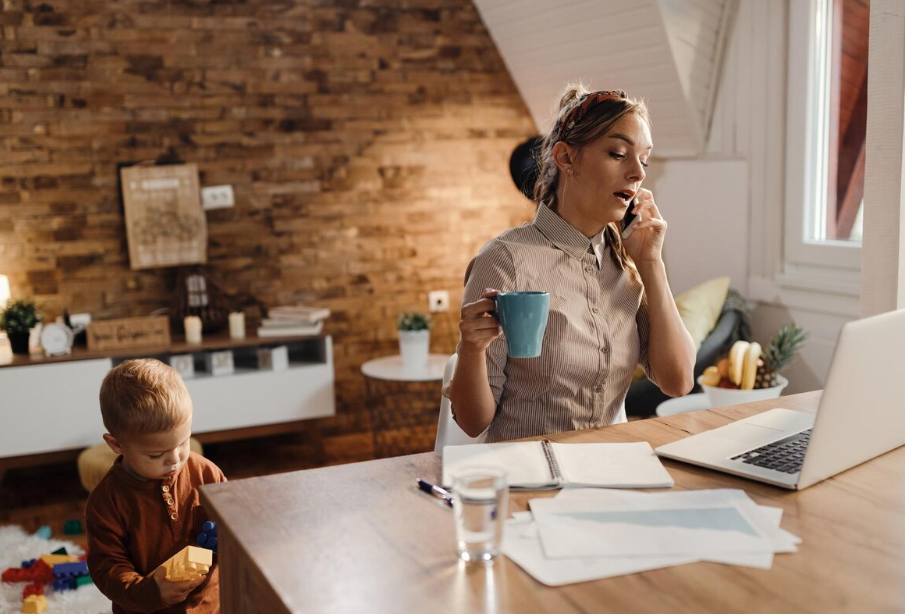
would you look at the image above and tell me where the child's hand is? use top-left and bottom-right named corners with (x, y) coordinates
top-left (151, 566), bottom-right (206, 606)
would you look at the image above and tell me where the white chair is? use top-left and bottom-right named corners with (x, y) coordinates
top-left (434, 354), bottom-right (481, 451)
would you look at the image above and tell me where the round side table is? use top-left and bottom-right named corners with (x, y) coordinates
top-left (361, 354), bottom-right (448, 458)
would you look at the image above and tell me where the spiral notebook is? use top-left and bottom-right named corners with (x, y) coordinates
top-left (442, 441), bottom-right (674, 489)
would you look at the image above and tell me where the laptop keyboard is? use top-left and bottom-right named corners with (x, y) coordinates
top-left (731, 429), bottom-right (813, 474)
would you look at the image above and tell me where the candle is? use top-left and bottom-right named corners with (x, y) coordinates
top-left (228, 311), bottom-right (245, 340)
top-left (184, 316), bottom-right (203, 344)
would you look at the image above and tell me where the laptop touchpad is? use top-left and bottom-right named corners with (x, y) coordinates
top-left (713, 421), bottom-right (786, 445)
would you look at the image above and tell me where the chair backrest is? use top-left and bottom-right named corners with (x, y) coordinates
top-left (434, 354), bottom-right (481, 451)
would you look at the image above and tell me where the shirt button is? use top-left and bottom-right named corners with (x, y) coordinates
top-left (161, 486), bottom-right (170, 493)
top-left (602, 346), bottom-right (609, 353)
top-left (166, 498), bottom-right (174, 506)
top-left (591, 307), bottom-right (599, 314)
top-left (584, 266), bottom-right (592, 272)
top-left (170, 512), bottom-right (178, 520)
top-left (594, 384), bottom-right (603, 392)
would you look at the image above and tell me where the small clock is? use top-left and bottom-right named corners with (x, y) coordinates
top-left (40, 322), bottom-right (75, 357)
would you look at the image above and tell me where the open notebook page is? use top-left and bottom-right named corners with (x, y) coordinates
top-left (442, 442), bottom-right (554, 488)
top-left (551, 442), bottom-right (674, 488)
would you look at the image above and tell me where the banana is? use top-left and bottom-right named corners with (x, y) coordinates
top-left (700, 365), bottom-right (720, 387)
top-left (728, 340), bottom-right (750, 386)
top-left (741, 342), bottom-right (762, 390)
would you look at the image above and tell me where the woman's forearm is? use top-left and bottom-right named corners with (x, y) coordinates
top-left (636, 259), bottom-right (696, 396)
top-left (447, 349), bottom-right (498, 437)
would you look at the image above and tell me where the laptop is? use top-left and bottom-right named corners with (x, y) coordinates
top-left (655, 308), bottom-right (905, 490)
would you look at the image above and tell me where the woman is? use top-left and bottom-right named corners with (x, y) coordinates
top-left (448, 85), bottom-right (696, 442)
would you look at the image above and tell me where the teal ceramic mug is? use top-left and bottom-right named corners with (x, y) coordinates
top-left (495, 291), bottom-right (550, 358)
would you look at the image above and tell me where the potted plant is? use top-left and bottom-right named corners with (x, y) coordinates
top-left (397, 312), bottom-right (431, 368)
top-left (0, 297), bottom-right (42, 355)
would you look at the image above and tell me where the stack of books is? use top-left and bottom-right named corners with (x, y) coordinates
top-left (256, 306), bottom-right (330, 337)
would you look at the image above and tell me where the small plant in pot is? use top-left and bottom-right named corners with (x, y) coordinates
top-left (397, 312), bottom-right (432, 368)
top-left (0, 297), bottom-right (42, 355)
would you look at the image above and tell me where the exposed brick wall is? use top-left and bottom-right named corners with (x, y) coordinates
top-left (0, 0), bottom-right (536, 436)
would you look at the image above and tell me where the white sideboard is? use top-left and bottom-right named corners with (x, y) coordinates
top-left (0, 335), bottom-right (335, 460)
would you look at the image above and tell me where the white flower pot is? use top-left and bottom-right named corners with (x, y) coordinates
top-left (399, 329), bottom-right (430, 369)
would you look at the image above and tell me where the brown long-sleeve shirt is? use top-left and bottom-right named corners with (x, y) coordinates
top-left (86, 452), bottom-right (227, 613)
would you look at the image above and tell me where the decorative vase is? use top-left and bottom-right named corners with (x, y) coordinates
top-left (7, 330), bottom-right (30, 355)
top-left (399, 330), bottom-right (429, 369)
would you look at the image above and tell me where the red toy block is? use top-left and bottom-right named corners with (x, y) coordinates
top-left (23, 583), bottom-right (44, 598)
top-left (2, 567), bottom-right (31, 582)
top-left (27, 560), bottom-right (53, 585)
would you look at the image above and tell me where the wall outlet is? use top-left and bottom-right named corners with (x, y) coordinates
top-left (428, 290), bottom-right (450, 313)
top-left (201, 185), bottom-right (235, 210)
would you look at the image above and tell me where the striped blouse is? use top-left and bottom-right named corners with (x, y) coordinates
top-left (455, 203), bottom-right (655, 443)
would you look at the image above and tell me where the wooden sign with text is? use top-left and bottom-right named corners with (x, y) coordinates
top-left (86, 316), bottom-right (171, 351)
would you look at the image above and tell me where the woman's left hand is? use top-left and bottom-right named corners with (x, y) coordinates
top-left (622, 188), bottom-right (667, 263)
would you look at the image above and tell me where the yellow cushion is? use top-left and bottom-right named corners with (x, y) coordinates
top-left (674, 276), bottom-right (731, 350)
top-left (632, 276), bottom-right (730, 382)
top-left (77, 437), bottom-right (203, 492)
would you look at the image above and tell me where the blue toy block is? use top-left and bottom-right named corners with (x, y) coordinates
top-left (34, 526), bottom-right (51, 539)
top-left (53, 576), bottom-right (77, 591)
top-left (53, 561), bottom-right (89, 579)
top-left (21, 559), bottom-right (36, 569)
top-left (195, 521), bottom-right (218, 555)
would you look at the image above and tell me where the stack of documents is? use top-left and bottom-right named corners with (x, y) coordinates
top-left (502, 488), bottom-right (801, 586)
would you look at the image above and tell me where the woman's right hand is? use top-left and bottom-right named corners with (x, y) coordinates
top-left (458, 288), bottom-right (503, 354)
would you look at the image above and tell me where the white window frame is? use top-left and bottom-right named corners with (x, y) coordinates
top-left (783, 0), bottom-right (862, 274)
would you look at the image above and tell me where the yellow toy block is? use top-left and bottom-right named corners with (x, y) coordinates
top-left (22, 594), bottom-right (48, 613)
top-left (39, 553), bottom-right (78, 566)
top-left (159, 545), bottom-right (212, 582)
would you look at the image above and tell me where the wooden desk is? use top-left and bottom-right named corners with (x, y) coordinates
top-left (200, 392), bottom-right (905, 614)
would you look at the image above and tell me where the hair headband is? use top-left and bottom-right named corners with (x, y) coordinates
top-left (560, 89), bottom-right (628, 136)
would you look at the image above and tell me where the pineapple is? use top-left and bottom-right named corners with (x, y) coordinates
top-left (755, 322), bottom-right (807, 389)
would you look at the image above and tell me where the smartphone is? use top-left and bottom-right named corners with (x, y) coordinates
top-left (621, 197), bottom-right (641, 239)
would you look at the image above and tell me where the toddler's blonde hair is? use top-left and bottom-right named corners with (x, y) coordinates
top-left (99, 358), bottom-right (192, 437)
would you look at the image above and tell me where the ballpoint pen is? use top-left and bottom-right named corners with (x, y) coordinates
top-left (416, 478), bottom-right (454, 508)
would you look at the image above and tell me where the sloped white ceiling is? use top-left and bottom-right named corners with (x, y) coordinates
top-left (473, 0), bottom-right (737, 157)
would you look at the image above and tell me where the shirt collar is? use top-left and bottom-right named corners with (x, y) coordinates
top-left (532, 203), bottom-right (597, 260)
top-left (590, 230), bottom-right (607, 268)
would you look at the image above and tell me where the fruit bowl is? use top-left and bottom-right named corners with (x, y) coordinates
top-left (698, 374), bottom-right (788, 409)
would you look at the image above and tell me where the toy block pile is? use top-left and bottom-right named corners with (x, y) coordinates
top-left (158, 546), bottom-right (212, 582)
top-left (1, 523), bottom-right (93, 613)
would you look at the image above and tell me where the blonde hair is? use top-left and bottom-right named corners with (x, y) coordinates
top-left (533, 83), bottom-right (651, 281)
top-left (99, 358), bottom-right (192, 437)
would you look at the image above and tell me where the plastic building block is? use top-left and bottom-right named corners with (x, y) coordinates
top-left (21, 594), bottom-right (48, 613)
top-left (50, 547), bottom-right (67, 556)
top-left (52, 576), bottom-right (77, 591)
top-left (3, 567), bottom-right (32, 582)
top-left (39, 554), bottom-right (77, 566)
top-left (53, 560), bottom-right (89, 579)
top-left (21, 560), bottom-right (35, 569)
top-left (159, 546), bottom-right (212, 582)
top-left (63, 519), bottom-right (83, 535)
top-left (23, 583), bottom-right (44, 598)
top-left (33, 526), bottom-right (51, 539)
top-left (75, 574), bottom-right (94, 587)
top-left (196, 520), bottom-right (218, 554)
top-left (27, 560), bottom-right (53, 585)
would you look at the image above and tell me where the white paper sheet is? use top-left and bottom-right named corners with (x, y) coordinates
top-left (502, 491), bottom-right (801, 585)
top-left (530, 489), bottom-right (797, 559)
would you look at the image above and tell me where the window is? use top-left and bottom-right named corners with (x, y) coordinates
top-left (784, 0), bottom-right (863, 272)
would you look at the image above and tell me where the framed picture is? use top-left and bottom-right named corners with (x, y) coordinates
top-left (120, 163), bottom-right (207, 270)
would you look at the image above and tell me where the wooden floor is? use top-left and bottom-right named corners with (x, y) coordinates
top-left (0, 429), bottom-right (381, 545)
